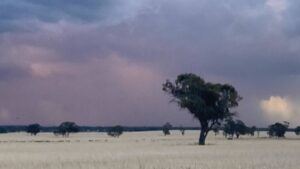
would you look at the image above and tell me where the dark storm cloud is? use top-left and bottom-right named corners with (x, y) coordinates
top-left (0, 0), bottom-right (300, 126)
top-left (0, 0), bottom-right (148, 32)
top-left (283, 0), bottom-right (300, 36)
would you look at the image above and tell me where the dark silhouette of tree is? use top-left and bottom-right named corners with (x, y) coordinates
top-left (54, 121), bottom-right (80, 137)
top-left (268, 122), bottom-right (289, 138)
top-left (163, 73), bottom-right (242, 145)
top-left (234, 120), bottom-right (247, 138)
top-left (223, 119), bottom-right (250, 139)
top-left (247, 126), bottom-right (257, 136)
top-left (223, 119), bottom-right (236, 139)
top-left (107, 125), bottom-right (123, 137)
top-left (162, 122), bottom-right (172, 136)
top-left (179, 126), bottom-right (185, 135)
top-left (295, 126), bottom-right (300, 135)
top-left (26, 123), bottom-right (41, 136)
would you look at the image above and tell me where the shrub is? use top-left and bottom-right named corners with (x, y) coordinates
top-left (107, 125), bottom-right (123, 137)
top-left (162, 122), bottom-right (172, 136)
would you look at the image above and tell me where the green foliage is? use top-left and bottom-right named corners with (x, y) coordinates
top-left (223, 119), bottom-right (236, 138)
top-left (107, 125), bottom-right (123, 137)
top-left (295, 126), bottom-right (300, 135)
top-left (54, 122), bottom-right (80, 137)
top-left (163, 73), bottom-right (241, 145)
top-left (223, 119), bottom-right (253, 139)
top-left (162, 122), bottom-right (172, 136)
top-left (268, 122), bottom-right (289, 138)
top-left (26, 123), bottom-right (41, 136)
top-left (235, 120), bottom-right (247, 138)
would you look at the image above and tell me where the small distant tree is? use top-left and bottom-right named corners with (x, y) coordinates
top-left (234, 120), bottom-right (247, 138)
top-left (223, 119), bottom-right (235, 139)
top-left (223, 119), bottom-right (249, 139)
top-left (163, 73), bottom-right (241, 145)
top-left (26, 123), bottom-right (41, 136)
top-left (294, 126), bottom-right (300, 135)
top-left (268, 122), bottom-right (289, 138)
top-left (162, 122), bottom-right (172, 136)
top-left (107, 125), bottom-right (123, 137)
top-left (179, 126), bottom-right (185, 135)
top-left (54, 121), bottom-right (80, 137)
top-left (247, 126), bottom-right (257, 136)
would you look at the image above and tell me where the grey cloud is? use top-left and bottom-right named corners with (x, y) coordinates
top-left (0, 0), bottom-right (300, 126)
top-left (283, 0), bottom-right (300, 36)
top-left (0, 0), bottom-right (149, 32)
top-left (0, 64), bottom-right (29, 81)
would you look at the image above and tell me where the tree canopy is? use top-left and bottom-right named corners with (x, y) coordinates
top-left (107, 125), bottom-right (123, 137)
top-left (163, 73), bottom-right (242, 145)
top-left (162, 122), bottom-right (172, 136)
top-left (268, 122), bottom-right (289, 138)
top-left (54, 121), bottom-right (80, 137)
top-left (223, 119), bottom-right (253, 139)
top-left (26, 123), bottom-right (41, 136)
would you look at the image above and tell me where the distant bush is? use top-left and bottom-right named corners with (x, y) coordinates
top-left (179, 126), bottom-right (185, 135)
top-left (268, 122), bottom-right (289, 138)
top-left (54, 121), bottom-right (80, 137)
top-left (107, 125), bottom-right (123, 137)
top-left (26, 123), bottom-right (41, 136)
top-left (162, 122), bottom-right (172, 136)
top-left (295, 126), bottom-right (300, 135)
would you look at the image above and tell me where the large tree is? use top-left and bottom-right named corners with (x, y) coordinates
top-left (163, 73), bottom-right (241, 145)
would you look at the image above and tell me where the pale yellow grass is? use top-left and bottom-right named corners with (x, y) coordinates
top-left (0, 131), bottom-right (299, 169)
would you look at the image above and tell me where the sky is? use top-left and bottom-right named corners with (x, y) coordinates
top-left (0, 0), bottom-right (299, 127)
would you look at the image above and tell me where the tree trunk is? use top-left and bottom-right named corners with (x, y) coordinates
top-left (199, 122), bottom-right (208, 145)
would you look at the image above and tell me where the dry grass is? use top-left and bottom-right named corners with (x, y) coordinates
top-left (0, 131), bottom-right (299, 169)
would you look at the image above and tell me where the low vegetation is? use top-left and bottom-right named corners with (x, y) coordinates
top-left (162, 122), bottom-right (172, 136)
top-left (107, 125), bottom-right (123, 137)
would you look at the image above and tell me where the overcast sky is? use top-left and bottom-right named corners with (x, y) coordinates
top-left (0, 0), bottom-right (299, 127)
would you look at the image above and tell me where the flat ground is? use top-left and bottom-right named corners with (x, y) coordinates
top-left (0, 131), bottom-right (299, 169)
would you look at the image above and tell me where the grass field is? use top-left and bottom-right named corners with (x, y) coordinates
top-left (0, 131), bottom-right (299, 169)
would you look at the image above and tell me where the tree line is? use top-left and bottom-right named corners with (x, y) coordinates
top-left (1, 120), bottom-right (299, 140)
